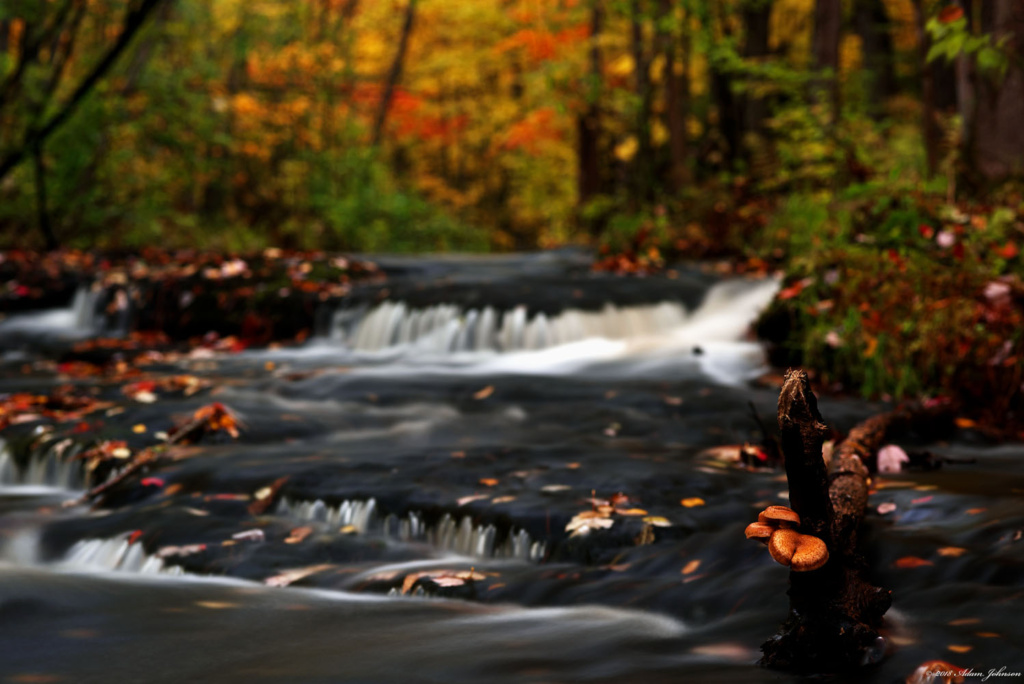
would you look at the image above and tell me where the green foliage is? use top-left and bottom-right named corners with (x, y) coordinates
top-left (926, 14), bottom-right (1011, 81)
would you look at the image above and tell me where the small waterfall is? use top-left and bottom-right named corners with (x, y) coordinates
top-left (327, 300), bottom-right (689, 353)
top-left (0, 284), bottom-right (103, 337)
top-left (279, 497), bottom-right (380, 533)
top-left (60, 533), bottom-right (183, 575)
top-left (280, 497), bottom-right (545, 561)
top-left (0, 437), bottom-right (86, 490)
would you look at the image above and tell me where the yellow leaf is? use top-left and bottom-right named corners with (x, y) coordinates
top-left (863, 335), bottom-right (878, 358)
top-left (937, 547), bottom-right (967, 557)
top-left (132, 424), bottom-right (147, 434)
top-left (680, 497), bottom-right (705, 508)
top-left (642, 516), bottom-right (671, 527)
top-left (614, 136), bottom-right (638, 162)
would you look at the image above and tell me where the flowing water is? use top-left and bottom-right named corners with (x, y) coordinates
top-left (0, 253), bottom-right (1021, 683)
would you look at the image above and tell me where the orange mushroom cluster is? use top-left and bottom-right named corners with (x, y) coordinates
top-left (745, 505), bottom-right (829, 572)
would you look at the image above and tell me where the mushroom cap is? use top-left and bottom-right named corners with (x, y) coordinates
top-left (790, 534), bottom-right (829, 572)
top-left (758, 505), bottom-right (800, 527)
top-left (745, 522), bottom-right (775, 543)
top-left (768, 528), bottom-right (800, 566)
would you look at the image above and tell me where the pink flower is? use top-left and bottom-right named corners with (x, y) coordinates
top-left (936, 231), bottom-right (956, 248)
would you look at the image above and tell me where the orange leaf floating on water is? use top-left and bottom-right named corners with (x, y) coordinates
top-left (681, 559), bottom-right (701, 575)
top-left (472, 385), bottom-right (495, 400)
top-left (954, 417), bottom-right (977, 429)
top-left (946, 645), bottom-right (972, 654)
top-left (457, 494), bottom-right (489, 506)
top-left (965, 508), bottom-right (986, 515)
top-left (894, 556), bottom-right (934, 569)
top-left (937, 547), bottom-right (967, 557)
top-left (680, 497), bottom-right (705, 508)
top-left (615, 508), bottom-right (648, 516)
top-left (911, 496), bottom-right (934, 505)
top-left (265, 563), bottom-right (333, 587)
top-left (976, 632), bottom-right (1000, 638)
top-left (948, 618), bottom-right (980, 626)
top-left (285, 526), bottom-right (313, 544)
top-left (491, 496), bottom-right (517, 504)
top-left (479, 478), bottom-right (499, 487)
top-left (643, 516), bottom-right (672, 527)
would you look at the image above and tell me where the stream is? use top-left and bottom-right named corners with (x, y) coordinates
top-left (0, 252), bottom-right (1021, 683)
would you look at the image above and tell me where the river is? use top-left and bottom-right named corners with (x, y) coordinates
top-left (0, 252), bottom-right (1021, 683)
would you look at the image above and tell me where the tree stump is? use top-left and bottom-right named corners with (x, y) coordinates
top-left (759, 369), bottom-right (892, 671)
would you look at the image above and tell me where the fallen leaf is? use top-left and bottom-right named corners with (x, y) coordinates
top-left (457, 494), bottom-right (489, 506)
top-left (894, 556), bottom-right (933, 569)
top-left (132, 424), bottom-right (147, 434)
top-left (965, 507), bottom-right (986, 515)
top-left (681, 559), bottom-right (701, 575)
top-left (680, 497), bottom-right (705, 508)
top-left (265, 564), bottom-right (333, 587)
top-left (541, 484), bottom-right (570, 493)
top-left (615, 508), bottom-right (648, 516)
top-left (642, 516), bottom-right (671, 527)
top-left (195, 601), bottom-right (238, 610)
top-left (491, 496), bottom-right (516, 504)
top-left (232, 529), bottom-right (265, 542)
top-left (911, 495), bottom-right (934, 505)
top-left (948, 618), bottom-right (980, 626)
top-left (285, 526), bottom-right (314, 544)
top-left (479, 478), bottom-right (499, 487)
top-left (937, 546), bottom-right (966, 557)
top-left (877, 502), bottom-right (897, 515)
top-left (877, 444), bottom-right (909, 474)
top-left (472, 385), bottom-right (495, 400)
top-left (946, 645), bottom-right (972, 654)
top-left (955, 417), bottom-right (977, 429)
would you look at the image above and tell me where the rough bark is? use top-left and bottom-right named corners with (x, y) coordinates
top-left (760, 370), bottom-right (892, 672)
top-left (970, 0), bottom-right (1024, 181)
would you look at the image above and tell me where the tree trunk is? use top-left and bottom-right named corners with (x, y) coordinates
top-left (970, 0), bottom-right (1024, 181)
top-left (577, 0), bottom-right (603, 208)
top-left (854, 0), bottom-right (896, 118)
top-left (740, 0), bottom-right (772, 156)
top-left (33, 142), bottom-right (58, 251)
top-left (760, 370), bottom-right (892, 672)
top-left (630, 0), bottom-right (654, 204)
top-left (664, 2), bottom-right (690, 191)
top-left (372, 0), bottom-right (417, 146)
top-left (813, 0), bottom-right (843, 126)
top-left (913, 0), bottom-right (942, 178)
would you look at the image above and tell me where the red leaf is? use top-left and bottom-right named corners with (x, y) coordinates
top-left (894, 556), bottom-right (934, 569)
top-left (937, 5), bottom-right (964, 23)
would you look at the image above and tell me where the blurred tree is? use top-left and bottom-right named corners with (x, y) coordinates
top-left (0, 0), bottom-right (169, 247)
top-left (969, 0), bottom-right (1024, 181)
